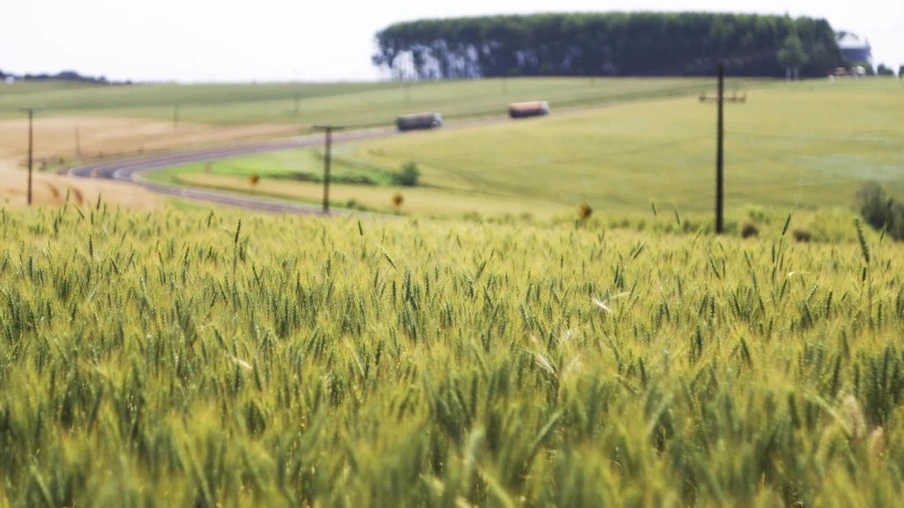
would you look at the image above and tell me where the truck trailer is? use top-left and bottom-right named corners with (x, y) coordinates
top-left (397, 112), bottom-right (444, 131)
top-left (508, 101), bottom-right (550, 119)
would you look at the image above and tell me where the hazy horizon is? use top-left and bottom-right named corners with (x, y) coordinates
top-left (4, 0), bottom-right (902, 83)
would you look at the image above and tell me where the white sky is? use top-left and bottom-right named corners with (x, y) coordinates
top-left (2, 0), bottom-right (902, 82)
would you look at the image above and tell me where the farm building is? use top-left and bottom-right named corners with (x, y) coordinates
top-left (836, 31), bottom-right (872, 64)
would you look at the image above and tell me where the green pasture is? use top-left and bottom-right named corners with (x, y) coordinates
top-left (151, 78), bottom-right (904, 218)
top-left (1, 204), bottom-right (904, 506)
top-left (0, 80), bottom-right (103, 95)
top-left (0, 77), bottom-right (756, 127)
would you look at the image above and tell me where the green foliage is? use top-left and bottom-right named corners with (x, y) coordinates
top-left (375, 13), bottom-right (843, 79)
top-left (393, 162), bottom-right (421, 186)
top-left (344, 198), bottom-right (375, 212)
top-left (792, 229), bottom-right (813, 242)
top-left (741, 221), bottom-right (759, 238)
top-left (876, 64), bottom-right (896, 77)
top-left (777, 35), bottom-right (810, 76)
top-left (853, 61), bottom-right (876, 76)
top-left (856, 183), bottom-right (904, 241)
top-left (1, 206), bottom-right (904, 506)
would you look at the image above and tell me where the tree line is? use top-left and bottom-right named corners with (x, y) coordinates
top-left (373, 12), bottom-right (845, 79)
top-left (0, 68), bottom-right (129, 85)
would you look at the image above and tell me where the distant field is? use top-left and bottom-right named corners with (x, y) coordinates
top-left (0, 77), bottom-right (758, 127)
top-left (152, 78), bottom-right (904, 219)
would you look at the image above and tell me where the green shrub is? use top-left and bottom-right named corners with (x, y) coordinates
top-left (792, 229), bottom-right (812, 242)
top-left (393, 162), bottom-right (421, 186)
top-left (856, 183), bottom-right (904, 240)
top-left (877, 64), bottom-right (895, 77)
top-left (344, 199), bottom-right (374, 212)
top-left (740, 222), bottom-right (759, 238)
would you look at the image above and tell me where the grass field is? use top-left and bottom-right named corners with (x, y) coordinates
top-left (0, 77), bottom-right (753, 127)
top-left (152, 78), bottom-right (904, 220)
top-left (1, 204), bottom-right (904, 506)
top-left (0, 76), bottom-right (759, 208)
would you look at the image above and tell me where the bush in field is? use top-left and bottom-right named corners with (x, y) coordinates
top-left (393, 162), bottom-right (421, 186)
top-left (857, 183), bottom-right (904, 240)
top-left (876, 63), bottom-right (895, 77)
top-left (740, 222), bottom-right (759, 238)
top-left (792, 229), bottom-right (812, 242)
top-left (344, 198), bottom-right (375, 212)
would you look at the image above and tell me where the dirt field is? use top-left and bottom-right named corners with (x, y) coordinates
top-left (0, 116), bottom-right (298, 210)
top-left (0, 116), bottom-right (299, 169)
top-left (0, 172), bottom-right (163, 211)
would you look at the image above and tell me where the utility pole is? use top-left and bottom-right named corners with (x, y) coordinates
top-left (18, 108), bottom-right (41, 206)
top-left (313, 125), bottom-right (345, 215)
top-left (716, 62), bottom-right (725, 235)
top-left (700, 63), bottom-right (735, 234)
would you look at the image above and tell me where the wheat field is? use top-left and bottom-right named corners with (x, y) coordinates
top-left (1, 204), bottom-right (903, 506)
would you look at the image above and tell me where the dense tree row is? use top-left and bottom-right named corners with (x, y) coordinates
top-left (373, 13), bottom-right (844, 79)
top-left (0, 68), bottom-right (127, 84)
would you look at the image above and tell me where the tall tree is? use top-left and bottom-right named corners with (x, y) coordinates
top-left (374, 13), bottom-right (843, 80)
top-left (777, 35), bottom-right (809, 80)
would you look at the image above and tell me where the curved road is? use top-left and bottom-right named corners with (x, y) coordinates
top-left (66, 112), bottom-right (535, 215)
top-left (66, 126), bottom-right (407, 216)
top-left (65, 98), bottom-right (627, 215)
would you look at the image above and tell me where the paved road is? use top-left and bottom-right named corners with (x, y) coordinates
top-left (65, 111), bottom-right (542, 215)
top-left (66, 105), bottom-right (614, 215)
top-left (66, 126), bottom-right (408, 216)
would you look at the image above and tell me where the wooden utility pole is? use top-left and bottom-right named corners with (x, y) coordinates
top-left (698, 63), bottom-right (741, 235)
top-left (19, 108), bottom-right (40, 206)
top-left (716, 62), bottom-right (725, 235)
top-left (313, 125), bottom-right (346, 215)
